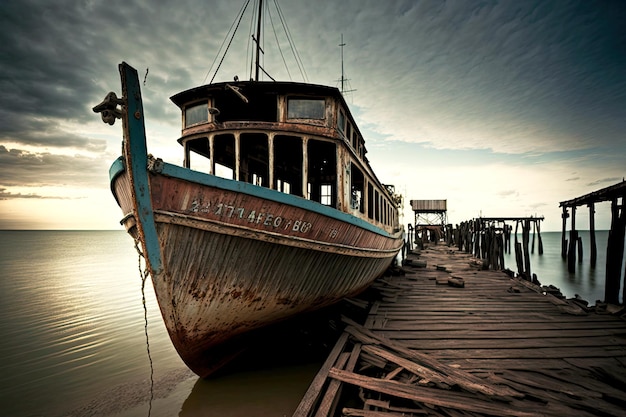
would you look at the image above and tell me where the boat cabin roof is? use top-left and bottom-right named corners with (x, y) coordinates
top-left (171, 81), bottom-right (343, 108)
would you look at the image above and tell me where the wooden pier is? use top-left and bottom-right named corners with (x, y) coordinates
top-left (560, 179), bottom-right (626, 304)
top-left (294, 244), bottom-right (626, 417)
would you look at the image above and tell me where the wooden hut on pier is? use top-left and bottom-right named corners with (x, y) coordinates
top-left (409, 200), bottom-right (448, 245)
top-left (560, 179), bottom-right (626, 304)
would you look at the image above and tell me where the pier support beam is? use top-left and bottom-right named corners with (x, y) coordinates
top-left (560, 180), bottom-right (626, 303)
top-left (589, 203), bottom-right (597, 268)
top-left (561, 207), bottom-right (569, 259)
top-left (537, 220), bottom-right (543, 255)
top-left (606, 197), bottom-right (626, 304)
top-left (567, 207), bottom-right (577, 273)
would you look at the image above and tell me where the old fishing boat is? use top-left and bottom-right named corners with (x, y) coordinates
top-left (96, 4), bottom-right (403, 378)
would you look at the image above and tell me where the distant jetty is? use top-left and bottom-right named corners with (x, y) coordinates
top-left (560, 179), bottom-right (626, 304)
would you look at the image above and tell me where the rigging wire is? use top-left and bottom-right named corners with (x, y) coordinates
top-left (273, 0), bottom-right (308, 82)
top-left (267, 3), bottom-right (292, 80)
top-left (202, 0), bottom-right (251, 85)
top-left (201, 0), bottom-right (308, 83)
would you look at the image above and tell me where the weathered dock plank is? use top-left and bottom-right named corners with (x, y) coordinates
top-left (295, 244), bottom-right (626, 417)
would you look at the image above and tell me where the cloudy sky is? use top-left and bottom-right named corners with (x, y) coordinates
top-left (0, 0), bottom-right (624, 231)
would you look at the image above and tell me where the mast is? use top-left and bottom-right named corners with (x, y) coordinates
top-left (254, 0), bottom-right (263, 81)
top-left (339, 34), bottom-right (346, 93)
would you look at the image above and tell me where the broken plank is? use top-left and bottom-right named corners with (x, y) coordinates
top-left (293, 332), bottom-right (349, 417)
top-left (329, 368), bottom-right (538, 417)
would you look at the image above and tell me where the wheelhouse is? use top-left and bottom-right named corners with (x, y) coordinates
top-left (171, 81), bottom-right (399, 232)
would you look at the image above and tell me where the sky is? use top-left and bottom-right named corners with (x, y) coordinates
top-left (0, 0), bottom-right (624, 231)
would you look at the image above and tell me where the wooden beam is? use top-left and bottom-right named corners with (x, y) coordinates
top-left (589, 202), bottom-right (597, 267)
top-left (293, 332), bottom-right (349, 417)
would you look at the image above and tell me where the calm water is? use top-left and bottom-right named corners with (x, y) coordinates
top-left (502, 230), bottom-right (616, 304)
top-left (0, 230), bottom-right (621, 416)
top-left (0, 231), bottom-right (319, 417)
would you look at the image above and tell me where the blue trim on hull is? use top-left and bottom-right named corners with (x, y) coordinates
top-left (110, 158), bottom-right (399, 239)
top-left (163, 163), bottom-right (397, 238)
top-left (119, 63), bottom-right (163, 275)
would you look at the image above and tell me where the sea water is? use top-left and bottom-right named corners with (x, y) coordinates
top-left (0, 231), bottom-right (319, 417)
top-left (0, 230), bottom-right (619, 416)
top-left (502, 230), bottom-right (614, 304)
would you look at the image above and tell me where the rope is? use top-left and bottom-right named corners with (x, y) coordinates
top-left (134, 239), bottom-right (154, 417)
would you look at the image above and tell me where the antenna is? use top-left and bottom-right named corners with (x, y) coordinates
top-left (338, 34), bottom-right (355, 95)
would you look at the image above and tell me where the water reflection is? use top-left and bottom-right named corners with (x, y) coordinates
top-left (503, 231), bottom-right (610, 303)
top-left (180, 362), bottom-right (319, 417)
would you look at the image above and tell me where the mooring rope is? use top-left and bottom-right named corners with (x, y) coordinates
top-left (135, 239), bottom-right (154, 417)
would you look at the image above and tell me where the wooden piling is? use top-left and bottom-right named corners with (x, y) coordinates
top-left (577, 236), bottom-right (583, 263)
top-left (537, 220), bottom-right (543, 255)
top-left (522, 219), bottom-right (531, 280)
top-left (606, 197), bottom-right (626, 304)
top-left (589, 202), bottom-right (597, 267)
top-left (530, 221), bottom-right (537, 255)
top-left (567, 207), bottom-right (577, 273)
top-left (561, 207), bottom-right (568, 259)
top-left (560, 180), bottom-right (626, 304)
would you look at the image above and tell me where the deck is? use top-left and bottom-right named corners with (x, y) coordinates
top-left (294, 244), bottom-right (626, 417)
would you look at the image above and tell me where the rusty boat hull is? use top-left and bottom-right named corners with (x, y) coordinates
top-left (103, 63), bottom-right (403, 377)
top-left (111, 162), bottom-right (400, 376)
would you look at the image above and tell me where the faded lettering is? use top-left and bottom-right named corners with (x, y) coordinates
top-left (186, 199), bottom-right (313, 234)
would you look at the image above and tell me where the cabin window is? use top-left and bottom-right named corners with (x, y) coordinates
top-left (214, 91), bottom-right (277, 122)
top-left (338, 110), bottom-right (346, 134)
top-left (382, 197), bottom-right (389, 224)
top-left (375, 190), bottom-right (380, 222)
top-left (288, 98), bottom-right (325, 120)
top-left (240, 133), bottom-right (269, 187)
top-left (320, 185), bottom-right (332, 205)
top-left (307, 140), bottom-right (336, 207)
top-left (213, 134), bottom-right (236, 179)
top-left (274, 135), bottom-right (303, 196)
top-left (185, 103), bottom-right (208, 127)
top-left (350, 163), bottom-right (365, 213)
top-left (186, 137), bottom-right (211, 172)
top-left (367, 183), bottom-right (374, 219)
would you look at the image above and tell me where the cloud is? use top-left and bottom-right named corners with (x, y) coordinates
top-left (0, 187), bottom-right (75, 200)
top-left (0, 146), bottom-right (109, 188)
top-left (0, 0), bottom-right (624, 230)
top-left (586, 177), bottom-right (624, 187)
top-left (340, 1), bottom-right (626, 155)
top-left (497, 190), bottom-right (520, 198)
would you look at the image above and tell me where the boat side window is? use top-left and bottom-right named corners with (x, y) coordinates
top-left (186, 137), bottom-right (211, 172)
top-left (214, 134), bottom-right (236, 179)
top-left (382, 197), bottom-right (389, 224)
top-left (274, 135), bottom-right (303, 197)
top-left (375, 190), bottom-right (380, 222)
top-left (287, 98), bottom-right (325, 120)
top-left (338, 110), bottom-right (346, 134)
top-left (307, 139), bottom-right (336, 207)
top-left (240, 133), bottom-right (269, 187)
top-left (185, 102), bottom-right (209, 127)
top-left (214, 91), bottom-right (278, 122)
top-left (367, 183), bottom-right (374, 219)
top-left (350, 162), bottom-right (365, 214)
top-left (346, 123), bottom-right (352, 146)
